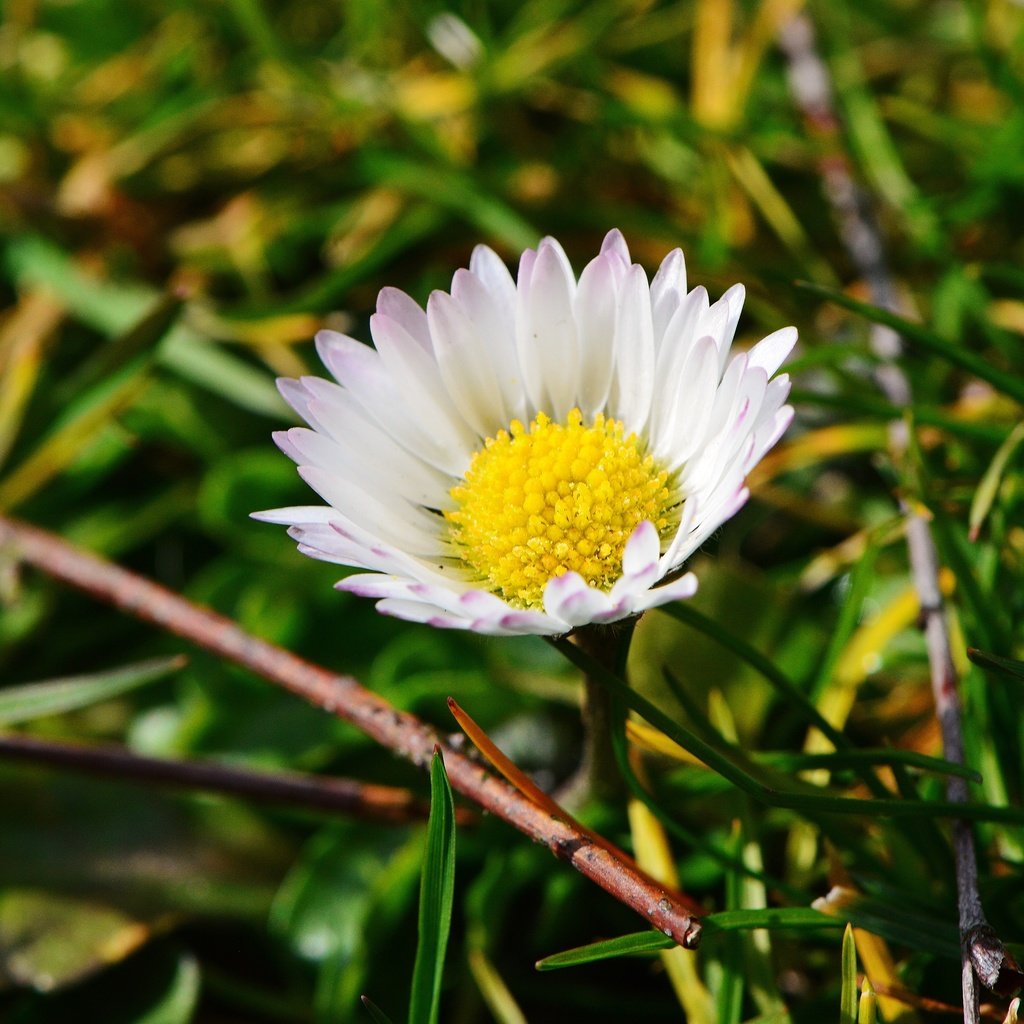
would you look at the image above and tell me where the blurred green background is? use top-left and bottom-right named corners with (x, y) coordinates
top-left (1, 0), bottom-right (1023, 1020)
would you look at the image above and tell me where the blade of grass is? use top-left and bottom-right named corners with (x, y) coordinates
top-left (715, 821), bottom-right (745, 1024)
top-left (794, 281), bottom-right (1024, 406)
top-left (789, 388), bottom-right (1008, 445)
top-left (840, 924), bottom-right (858, 1024)
top-left (859, 979), bottom-right (878, 1024)
top-left (536, 908), bottom-right (848, 971)
top-left (408, 749), bottom-right (457, 1024)
top-left (967, 648), bottom-right (1024, 683)
top-left (0, 372), bottom-right (150, 511)
top-left (0, 655), bottom-right (186, 725)
top-left (360, 995), bottom-right (396, 1024)
top-left (628, 798), bottom-right (715, 1022)
top-left (970, 420), bottom-right (1024, 541)
top-left (656, 603), bottom-right (853, 754)
top-left (552, 636), bottom-right (1024, 824)
top-left (615, 694), bottom-right (807, 901)
top-left (466, 949), bottom-right (527, 1024)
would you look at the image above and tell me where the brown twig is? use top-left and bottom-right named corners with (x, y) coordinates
top-left (0, 732), bottom-right (469, 825)
top-left (779, 13), bottom-right (1022, 1018)
top-left (0, 514), bottom-right (704, 949)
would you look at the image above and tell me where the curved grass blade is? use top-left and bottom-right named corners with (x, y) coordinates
top-left (613, 694), bottom-right (808, 901)
top-left (840, 924), bottom-right (858, 1024)
top-left (361, 995), bottom-right (396, 1024)
top-left (657, 603), bottom-right (853, 754)
top-left (968, 420), bottom-right (1024, 541)
top-left (536, 930), bottom-right (674, 970)
top-left (789, 388), bottom-right (1008, 444)
top-left (551, 637), bottom-right (1024, 825)
top-left (0, 655), bottom-right (186, 726)
top-left (467, 948), bottom-right (528, 1024)
top-left (537, 909), bottom-right (846, 971)
top-left (761, 749), bottom-right (981, 783)
top-left (408, 748), bottom-right (456, 1024)
top-left (794, 281), bottom-right (1024, 406)
top-left (859, 980), bottom-right (878, 1024)
top-left (968, 648), bottom-right (1024, 683)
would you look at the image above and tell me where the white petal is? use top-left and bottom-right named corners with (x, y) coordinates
top-left (469, 245), bottom-right (518, 312)
top-left (298, 465), bottom-right (442, 556)
top-left (682, 365), bottom-right (768, 495)
top-left (609, 264), bottom-right (655, 433)
top-left (428, 289), bottom-right (507, 436)
top-left (369, 314), bottom-right (481, 449)
top-left (600, 228), bottom-right (631, 264)
top-left (747, 325), bottom-right (797, 377)
top-left (452, 266), bottom-right (527, 423)
top-left (376, 287), bottom-right (431, 351)
top-left (542, 571), bottom-right (614, 627)
top-left (517, 239), bottom-right (579, 419)
top-left (748, 405), bottom-right (794, 469)
top-left (279, 426), bottom-right (450, 510)
top-left (609, 521), bottom-right (662, 601)
top-left (650, 334), bottom-right (719, 468)
top-left (650, 248), bottom-right (687, 346)
top-left (251, 505), bottom-right (338, 526)
top-left (574, 252), bottom-right (621, 418)
top-left (632, 571), bottom-right (699, 612)
top-left (492, 607), bottom-right (566, 636)
top-left (277, 377), bottom-right (315, 423)
top-left (314, 331), bottom-right (469, 475)
top-left (707, 283), bottom-right (745, 371)
top-left (336, 574), bottom-right (471, 610)
top-left (325, 520), bottom-right (466, 587)
top-left (376, 598), bottom-right (476, 630)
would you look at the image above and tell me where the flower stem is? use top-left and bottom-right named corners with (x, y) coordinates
top-left (562, 622), bottom-right (635, 806)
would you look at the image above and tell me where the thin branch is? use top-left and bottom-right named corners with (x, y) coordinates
top-left (0, 732), bottom-right (469, 825)
top-left (0, 514), bottom-right (704, 949)
top-left (779, 12), bottom-right (1023, 1017)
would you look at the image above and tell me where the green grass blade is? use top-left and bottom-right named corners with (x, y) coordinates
top-left (968, 648), bottom-right (1024, 683)
top-left (657, 603), bottom-right (853, 753)
top-left (537, 909), bottom-right (847, 971)
top-left (536, 930), bottom-right (674, 970)
top-left (703, 908), bottom-right (845, 935)
top-left (758, 749), bottom-right (981, 783)
top-left (839, 924), bottom-right (858, 1024)
top-left (551, 637), bottom-right (1024, 825)
top-left (361, 995), bottom-right (396, 1024)
top-left (0, 656), bottom-right (186, 725)
top-left (970, 420), bottom-right (1024, 540)
top-left (609, 693), bottom-right (808, 902)
top-left (794, 281), bottom-right (1024, 406)
top-left (133, 952), bottom-right (201, 1024)
top-left (789, 388), bottom-right (1009, 444)
top-left (408, 749), bottom-right (456, 1024)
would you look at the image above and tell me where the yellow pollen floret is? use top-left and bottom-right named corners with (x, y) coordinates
top-left (446, 408), bottom-right (678, 610)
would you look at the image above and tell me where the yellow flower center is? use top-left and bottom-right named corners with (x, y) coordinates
top-left (446, 408), bottom-right (678, 610)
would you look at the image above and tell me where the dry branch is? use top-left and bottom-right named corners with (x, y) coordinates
top-left (0, 514), bottom-right (704, 948)
top-left (0, 732), bottom-right (469, 825)
top-left (779, 13), bottom-right (1022, 1018)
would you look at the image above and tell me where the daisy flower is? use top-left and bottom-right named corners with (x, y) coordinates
top-left (254, 231), bottom-right (795, 636)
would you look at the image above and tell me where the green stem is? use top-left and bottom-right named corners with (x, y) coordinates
top-left (560, 622), bottom-right (634, 806)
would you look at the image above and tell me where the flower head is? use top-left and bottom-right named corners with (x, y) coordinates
top-left (254, 231), bottom-right (795, 636)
